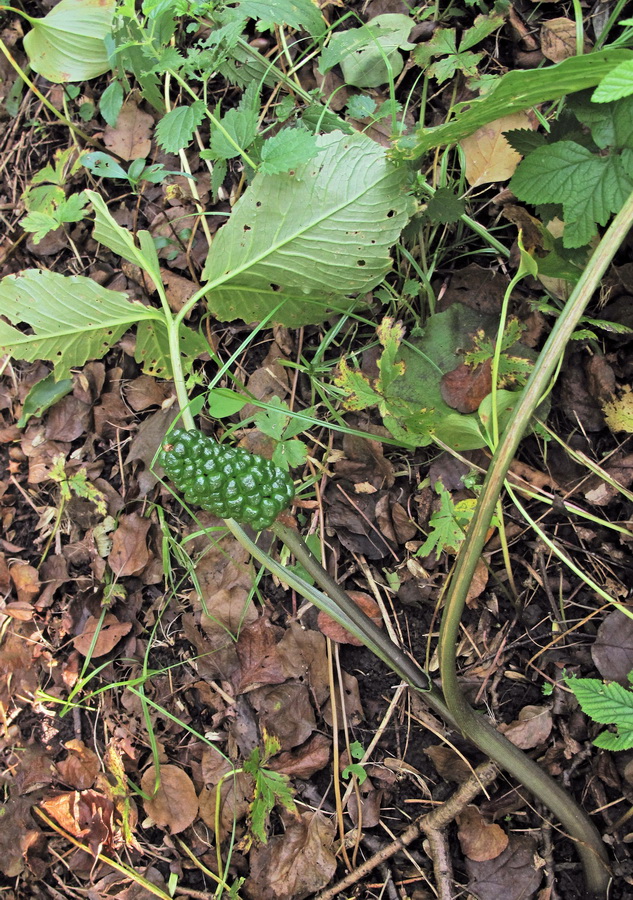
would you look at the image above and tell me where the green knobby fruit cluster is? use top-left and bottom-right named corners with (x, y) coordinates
top-left (159, 429), bottom-right (294, 530)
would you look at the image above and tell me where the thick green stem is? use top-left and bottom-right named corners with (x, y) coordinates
top-left (438, 192), bottom-right (633, 896)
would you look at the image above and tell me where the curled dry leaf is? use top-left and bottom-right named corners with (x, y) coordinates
top-left (457, 804), bottom-right (509, 862)
top-left (246, 811), bottom-right (337, 900)
top-left (73, 613), bottom-right (132, 658)
top-left (56, 739), bottom-right (100, 790)
top-left (0, 798), bottom-right (41, 878)
top-left (317, 590), bottom-right (382, 645)
top-left (41, 789), bottom-right (117, 855)
top-left (141, 765), bottom-right (198, 835)
top-left (500, 705), bottom-right (553, 750)
top-left (9, 561), bottom-right (40, 604)
top-left (249, 683), bottom-right (316, 751)
top-left (108, 512), bottom-right (151, 577)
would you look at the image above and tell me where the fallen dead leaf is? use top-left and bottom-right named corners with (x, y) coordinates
top-left (41, 790), bottom-right (117, 856)
top-left (10, 561), bottom-right (40, 604)
top-left (73, 613), bottom-right (132, 658)
top-left (591, 610), bottom-right (633, 684)
top-left (457, 804), bottom-right (509, 862)
top-left (234, 613), bottom-right (287, 693)
top-left (465, 557), bottom-right (489, 608)
top-left (440, 359), bottom-right (493, 414)
top-left (198, 771), bottom-right (251, 841)
top-left (460, 112), bottom-right (532, 187)
top-left (0, 798), bottom-right (41, 877)
top-left (424, 745), bottom-right (473, 783)
top-left (104, 99), bottom-right (153, 160)
top-left (108, 513), bottom-right (151, 577)
top-left (541, 17), bottom-right (588, 63)
top-left (246, 811), bottom-right (337, 900)
top-left (249, 682), bottom-right (316, 750)
top-left (500, 705), bottom-right (553, 750)
top-left (270, 734), bottom-right (332, 779)
top-left (317, 590), bottom-right (382, 645)
top-left (465, 833), bottom-right (543, 900)
top-left (141, 764), bottom-right (198, 835)
top-left (56, 739), bottom-right (100, 791)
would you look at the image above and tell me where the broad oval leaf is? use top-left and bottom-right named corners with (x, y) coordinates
top-left (202, 131), bottom-right (411, 327)
top-left (0, 269), bottom-right (159, 380)
top-left (23, 0), bottom-right (116, 83)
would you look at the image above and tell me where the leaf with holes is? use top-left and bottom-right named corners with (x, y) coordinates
top-left (0, 269), bottom-right (160, 380)
top-left (202, 131), bottom-right (411, 327)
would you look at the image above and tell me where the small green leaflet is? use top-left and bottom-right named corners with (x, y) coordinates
top-left (207, 387), bottom-right (249, 418)
top-left (207, 82), bottom-right (260, 161)
top-left (346, 94), bottom-right (378, 119)
top-left (259, 128), bottom-right (320, 175)
top-left (244, 735), bottom-right (297, 843)
top-left (17, 373), bottom-right (74, 428)
top-left (593, 60), bottom-right (633, 103)
top-left (237, 0), bottom-right (326, 39)
top-left (413, 28), bottom-right (482, 84)
top-left (99, 80), bottom-right (124, 128)
top-left (509, 141), bottom-right (633, 248)
top-left (21, 192), bottom-right (89, 244)
top-left (566, 675), bottom-right (633, 751)
top-left (23, 0), bottom-right (115, 83)
top-left (423, 186), bottom-right (466, 224)
top-left (418, 483), bottom-right (475, 557)
top-left (156, 100), bottom-right (206, 153)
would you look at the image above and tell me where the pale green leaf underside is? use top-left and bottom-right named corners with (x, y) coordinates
top-left (23, 0), bottom-right (116, 83)
top-left (203, 131), bottom-right (410, 326)
top-left (0, 269), bottom-right (158, 379)
top-left (592, 60), bottom-right (633, 103)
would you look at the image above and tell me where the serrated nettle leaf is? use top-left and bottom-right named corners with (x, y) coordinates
top-left (510, 142), bottom-right (633, 248)
top-left (503, 128), bottom-right (547, 156)
top-left (0, 269), bottom-right (159, 380)
top-left (202, 131), bottom-right (410, 327)
top-left (423, 187), bottom-right (466, 224)
top-left (346, 94), bottom-right (378, 119)
top-left (83, 152), bottom-right (129, 181)
top-left (23, 0), bottom-right (116, 83)
top-left (593, 60), bottom-right (633, 103)
top-left (238, 0), bottom-right (325, 38)
top-left (259, 128), bottom-right (320, 175)
top-left (156, 101), bottom-right (206, 153)
top-left (210, 104), bottom-right (258, 160)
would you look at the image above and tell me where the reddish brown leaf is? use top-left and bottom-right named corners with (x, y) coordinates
top-left (104, 100), bottom-right (153, 160)
top-left (270, 734), bottom-right (332, 779)
top-left (9, 561), bottom-right (40, 604)
top-left (141, 765), bottom-right (198, 834)
top-left (108, 513), bottom-right (151, 577)
top-left (500, 706), bottom-right (553, 750)
top-left (591, 610), bottom-right (633, 684)
top-left (41, 790), bottom-right (117, 856)
top-left (457, 805), bottom-right (509, 862)
top-left (45, 396), bottom-right (90, 442)
top-left (249, 683), bottom-right (316, 750)
top-left (246, 811), bottom-right (336, 900)
top-left (317, 591), bottom-right (382, 646)
top-left (56, 739), bottom-right (100, 790)
top-left (440, 359), bottom-right (492, 414)
top-left (73, 613), bottom-right (132, 658)
top-left (465, 833), bottom-right (543, 900)
top-left (234, 614), bottom-right (286, 693)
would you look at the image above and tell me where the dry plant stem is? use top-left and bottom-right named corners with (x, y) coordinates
top-left (315, 761), bottom-right (499, 900)
top-left (438, 192), bottom-right (633, 897)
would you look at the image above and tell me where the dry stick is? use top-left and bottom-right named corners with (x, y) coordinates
top-left (438, 191), bottom-right (633, 898)
top-left (316, 761), bottom-right (499, 900)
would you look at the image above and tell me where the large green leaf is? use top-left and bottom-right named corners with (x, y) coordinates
top-left (202, 131), bottom-right (411, 326)
top-left (397, 49), bottom-right (633, 159)
top-left (23, 0), bottom-right (116, 83)
top-left (0, 269), bottom-right (159, 379)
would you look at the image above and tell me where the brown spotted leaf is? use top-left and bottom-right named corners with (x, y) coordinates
top-left (440, 359), bottom-right (492, 414)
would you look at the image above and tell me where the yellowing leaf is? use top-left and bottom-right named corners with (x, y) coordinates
top-left (460, 112), bottom-right (532, 186)
top-left (604, 388), bottom-right (633, 433)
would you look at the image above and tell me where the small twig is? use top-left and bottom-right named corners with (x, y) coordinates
top-left (315, 761), bottom-right (499, 900)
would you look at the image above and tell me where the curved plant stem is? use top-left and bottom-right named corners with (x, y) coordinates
top-left (438, 191), bottom-right (633, 896)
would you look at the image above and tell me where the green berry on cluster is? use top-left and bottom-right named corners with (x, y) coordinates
top-left (159, 429), bottom-right (295, 530)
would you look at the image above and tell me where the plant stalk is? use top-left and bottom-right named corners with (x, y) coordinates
top-left (438, 192), bottom-right (633, 896)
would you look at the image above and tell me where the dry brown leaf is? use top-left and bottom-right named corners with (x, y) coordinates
top-left (465, 557), bottom-right (489, 608)
top-left (45, 396), bottom-right (91, 442)
top-left (56, 739), bottom-right (100, 790)
top-left (465, 833), bottom-right (543, 900)
top-left (0, 798), bottom-right (41, 878)
top-left (234, 614), bottom-right (286, 693)
top-left (10, 561), bottom-right (40, 604)
top-left (540, 17), bottom-right (587, 63)
top-left (501, 705), bottom-right (553, 750)
top-left (198, 771), bottom-right (251, 841)
top-left (270, 734), bottom-right (332, 779)
top-left (317, 590), bottom-right (382, 645)
top-left (592, 610), bottom-right (633, 684)
top-left (104, 99), bottom-right (153, 160)
top-left (73, 613), bottom-right (132, 658)
top-left (141, 765), bottom-right (198, 834)
top-left (457, 805), bottom-right (509, 862)
top-left (246, 811), bottom-right (336, 900)
top-left (460, 112), bottom-right (532, 187)
top-left (249, 683), bottom-right (316, 750)
top-left (424, 745), bottom-right (472, 783)
top-left (108, 513), bottom-right (151, 577)
top-left (41, 790), bottom-right (117, 855)
top-left (440, 359), bottom-right (493, 414)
